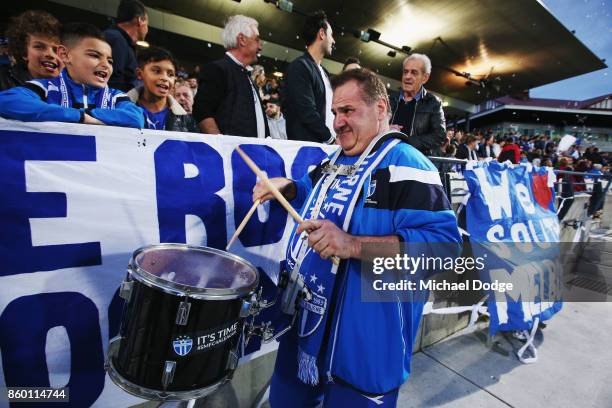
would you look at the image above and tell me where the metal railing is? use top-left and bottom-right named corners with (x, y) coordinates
top-left (427, 156), bottom-right (612, 217)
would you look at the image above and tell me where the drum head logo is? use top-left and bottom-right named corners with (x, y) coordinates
top-left (173, 336), bottom-right (193, 356)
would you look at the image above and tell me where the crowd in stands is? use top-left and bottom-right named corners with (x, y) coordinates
top-left (443, 129), bottom-right (610, 180)
top-left (0, 1), bottom-right (609, 181)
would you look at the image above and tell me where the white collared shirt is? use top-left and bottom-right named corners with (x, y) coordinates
top-left (316, 63), bottom-right (335, 142)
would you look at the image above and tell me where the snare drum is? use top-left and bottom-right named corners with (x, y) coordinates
top-left (106, 244), bottom-right (259, 400)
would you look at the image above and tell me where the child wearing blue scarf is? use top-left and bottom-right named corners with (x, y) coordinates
top-left (0, 23), bottom-right (143, 128)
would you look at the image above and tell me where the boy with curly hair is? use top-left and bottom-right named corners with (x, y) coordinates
top-left (0, 10), bottom-right (62, 91)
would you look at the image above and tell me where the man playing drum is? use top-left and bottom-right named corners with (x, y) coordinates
top-left (253, 69), bottom-right (461, 407)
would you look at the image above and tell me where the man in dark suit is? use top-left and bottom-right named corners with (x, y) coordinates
top-left (104, 0), bottom-right (148, 92)
top-left (456, 135), bottom-right (479, 161)
top-left (283, 10), bottom-right (336, 144)
top-left (192, 15), bottom-right (269, 138)
top-left (478, 134), bottom-right (496, 159)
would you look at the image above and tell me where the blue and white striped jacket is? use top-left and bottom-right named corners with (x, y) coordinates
top-left (0, 69), bottom-right (143, 128)
top-left (292, 133), bottom-right (461, 394)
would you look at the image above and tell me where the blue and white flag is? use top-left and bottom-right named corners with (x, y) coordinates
top-left (464, 161), bottom-right (563, 336)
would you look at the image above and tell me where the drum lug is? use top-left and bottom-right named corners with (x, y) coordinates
top-left (119, 281), bottom-right (133, 301)
top-left (240, 300), bottom-right (252, 317)
top-left (175, 301), bottom-right (191, 325)
top-left (226, 349), bottom-right (239, 371)
top-left (161, 361), bottom-right (176, 390)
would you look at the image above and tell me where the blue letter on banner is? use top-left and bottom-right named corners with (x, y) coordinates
top-left (232, 145), bottom-right (287, 247)
top-left (291, 146), bottom-right (328, 179)
top-left (0, 131), bottom-right (101, 276)
top-left (155, 140), bottom-right (227, 248)
top-left (0, 292), bottom-right (105, 407)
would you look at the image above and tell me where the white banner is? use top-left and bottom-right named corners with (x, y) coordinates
top-left (0, 118), bottom-right (333, 407)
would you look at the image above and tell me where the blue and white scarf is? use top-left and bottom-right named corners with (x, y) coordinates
top-left (58, 72), bottom-right (112, 109)
top-left (286, 133), bottom-right (401, 385)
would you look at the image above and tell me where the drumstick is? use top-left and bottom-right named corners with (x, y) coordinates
top-left (235, 147), bottom-right (303, 223)
top-left (226, 199), bottom-right (261, 251)
top-left (235, 146), bottom-right (340, 265)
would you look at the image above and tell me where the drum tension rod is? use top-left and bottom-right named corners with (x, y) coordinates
top-left (161, 361), bottom-right (176, 390)
top-left (119, 280), bottom-right (133, 301)
top-left (175, 298), bottom-right (191, 326)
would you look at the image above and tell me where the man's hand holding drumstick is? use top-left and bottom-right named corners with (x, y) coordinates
top-left (252, 178), bottom-right (360, 261)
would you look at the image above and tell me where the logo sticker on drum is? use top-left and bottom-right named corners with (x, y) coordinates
top-left (173, 336), bottom-right (193, 356)
top-left (170, 320), bottom-right (241, 357)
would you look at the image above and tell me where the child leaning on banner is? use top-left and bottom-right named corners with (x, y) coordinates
top-left (0, 23), bottom-right (144, 128)
top-left (127, 46), bottom-right (198, 132)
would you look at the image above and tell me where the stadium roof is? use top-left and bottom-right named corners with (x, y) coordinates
top-left (4, 0), bottom-right (608, 106)
top-left (141, 0), bottom-right (607, 104)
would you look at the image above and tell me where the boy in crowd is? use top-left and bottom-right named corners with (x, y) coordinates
top-left (0, 23), bottom-right (143, 128)
top-left (127, 46), bottom-right (198, 132)
top-left (0, 10), bottom-right (62, 91)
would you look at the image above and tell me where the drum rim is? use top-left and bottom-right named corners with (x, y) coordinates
top-left (129, 243), bottom-right (259, 300)
top-left (106, 337), bottom-right (229, 400)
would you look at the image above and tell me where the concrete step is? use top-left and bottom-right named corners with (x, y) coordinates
top-left (573, 260), bottom-right (612, 282)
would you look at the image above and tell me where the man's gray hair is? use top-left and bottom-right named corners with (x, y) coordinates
top-left (402, 53), bottom-right (432, 75)
top-left (222, 15), bottom-right (258, 50)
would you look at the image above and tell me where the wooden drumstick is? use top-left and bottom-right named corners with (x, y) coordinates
top-left (235, 146), bottom-right (340, 265)
top-left (226, 199), bottom-right (261, 251)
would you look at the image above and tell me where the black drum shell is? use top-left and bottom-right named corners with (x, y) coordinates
top-left (112, 276), bottom-right (246, 391)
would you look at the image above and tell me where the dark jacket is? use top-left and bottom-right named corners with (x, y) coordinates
top-left (193, 54), bottom-right (269, 138)
top-left (283, 52), bottom-right (335, 144)
top-left (0, 64), bottom-right (31, 92)
top-left (127, 87), bottom-right (199, 133)
top-left (104, 27), bottom-right (137, 92)
top-left (477, 143), bottom-right (496, 159)
top-left (390, 88), bottom-right (446, 156)
top-left (456, 144), bottom-right (478, 161)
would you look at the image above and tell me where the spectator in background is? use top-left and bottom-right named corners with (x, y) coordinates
top-left (573, 159), bottom-right (590, 192)
top-left (492, 136), bottom-right (502, 156)
top-left (498, 136), bottom-right (520, 164)
top-left (342, 56), bottom-right (361, 71)
top-left (590, 147), bottom-right (604, 164)
top-left (0, 23), bottom-right (143, 128)
top-left (263, 77), bottom-right (279, 95)
top-left (186, 74), bottom-right (198, 96)
top-left (193, 15), bottom-right (268, 138)
top-left (174, 81), bottom-right (194, 114)
top-left (556, 157), bottom-right (571, 174)
top-left (456, 134), bottom-right (478, 160)
top-left (390, 53), bottom-right (446, 156)
top-left (251, 64), bottom-right (266, 98)
top-left (283, 10), bottom-right (336, 144)
top-left (104, 0), bottom-right (149, 91)
top-left (265, 98), bottom-right (287, 140)
top-left (478, 134), bottom-right (496, 159)
top-left (0, 38), bottom-right (9, 66)
top-left (127, 46), bottom-right (197, 132)
top-left (0, 10), bottom-right (62, 91)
